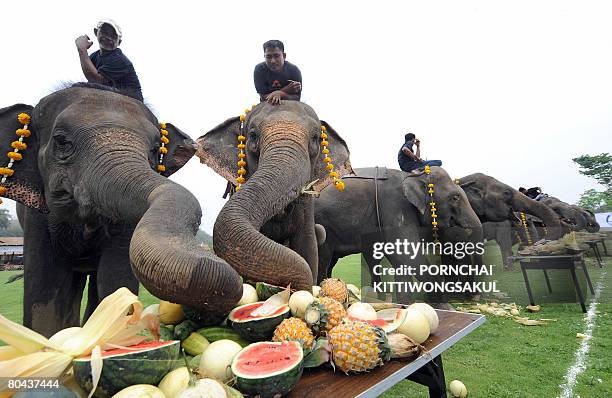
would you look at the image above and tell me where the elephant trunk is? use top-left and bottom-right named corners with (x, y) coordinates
top-left (85, 135), bottom-right (242, 314)
top-left (214, 121), bottom-right (314, 291)
top-left (512, 192), bottom-right (563, 239)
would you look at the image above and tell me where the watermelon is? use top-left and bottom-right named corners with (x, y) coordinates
top-left (196, 326), bottom-right (250, 347)
top-left (363, 308), bottom-right (407, 333)
top-left (226, 302), bottom-right (291, 342)
top-left (73, 340), bottom-right (180, 398)
top-left (231, 341), bottom-right (304, 398)
top-left (255, 282), bottom-right (285, 300)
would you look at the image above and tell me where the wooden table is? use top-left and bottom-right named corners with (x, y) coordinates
top-left (288, 310), bottom-right (485, 398)
top-left (511, 254), bottom-right (594, 313)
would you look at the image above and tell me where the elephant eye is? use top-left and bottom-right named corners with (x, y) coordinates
top-left (53, 133), bottom-right (74, 160)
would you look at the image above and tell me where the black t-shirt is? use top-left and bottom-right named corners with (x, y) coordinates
top-left (398, 141), bottom-right (418, 172)
top-left (253, 61), bottom-right (302, 99)
top-left (90, 49), bottom-right (143, 101)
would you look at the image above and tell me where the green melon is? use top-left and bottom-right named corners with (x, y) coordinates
top-left (73, 340), bottom-right (180, 398)
top-left (196, 326), bottom-right (250, 347)
top-left (231, 341), bottom-right (304, 398)
top-left (226, 302), bottom-right (291, 342)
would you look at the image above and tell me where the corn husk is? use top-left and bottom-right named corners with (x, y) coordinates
top-left (0, 287), bottom-right (155, 398)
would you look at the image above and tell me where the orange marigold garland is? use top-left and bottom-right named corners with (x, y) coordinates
top-left (520, 212), bottom-right (533, 246)
top-left (0, 113), bottom-right (31, 204)
top-left (235, 108), bottom-right (253, 191)
top-left (424, 165), bottom-right (439, 242)
top-left (157, 123), bottom-right (168, 173)
top-left (320, 125), bottom-right (345, 191)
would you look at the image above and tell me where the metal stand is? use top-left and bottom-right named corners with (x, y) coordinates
top-left (586, 241), bottom-right (604, 267)
top-left (518, 255), bottom-right (593, 313)
top-left (406, 355), bottom-right (447, 398)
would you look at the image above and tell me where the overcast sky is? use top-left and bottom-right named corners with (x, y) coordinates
top-left (1, 1), bottom-right (611, 233)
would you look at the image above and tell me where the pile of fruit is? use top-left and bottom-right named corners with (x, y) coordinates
top-left (518, 231), bottom-right (606, 256)
top-left (0, 279), bottom-right (442, 398)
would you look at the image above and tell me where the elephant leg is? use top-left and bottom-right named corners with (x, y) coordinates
top-left (289, 200), bottom-right (319, 283)
top-left (22, 209), bottom-right (85, 337)
top-left (317, 241), bottom-right (334, 285)
top-left (496, 226), bottom-right (514, 271)
top-left (328, 255), bottom-right (340, 279)
top-left (96, 228), bottom-right (139, 304)
top-left (83, 272), bottom-right (99, 323)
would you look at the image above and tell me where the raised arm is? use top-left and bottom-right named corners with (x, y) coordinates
top-left (75, 35), bottom-right (106, 84)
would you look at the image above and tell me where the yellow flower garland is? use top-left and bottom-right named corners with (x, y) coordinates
top-left (424, 165), bottom-right (439, 241)
top-left (0, 113), bottom-right (31, 204)
top-left (320, 125), bottom-right (345, 191)
top-left (157, 123), bottom-right (168, 173)
top-left (234, 108), bottom-right (254, 190)
top-left (231, 108), bottom-right (346, 193)
top-left (520, 212), bottom-right (533, 246)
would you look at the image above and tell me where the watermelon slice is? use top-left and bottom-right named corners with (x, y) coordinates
top-left (232, 341), bottom-right (304, 397)
top-left (227, 302), bottom-right (290, 342)
top-left (73, 340), bottom-right (180, 398)
top-left (365, 308), bottom-right (407, 333)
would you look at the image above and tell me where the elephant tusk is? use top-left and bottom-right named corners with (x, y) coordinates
top-left (301, 179), bottom-right (320, 196)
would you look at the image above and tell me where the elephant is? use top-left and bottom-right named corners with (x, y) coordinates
top-left (482, 218), bottom-right (529, 270)
top-left (570, 205), bottom-right (600, 232)
top-left (539, 196), bottom-right (595, 231)
top-left (196, 101), bottom-right (351, 291)
top-left (314, 166), bottom-right (482, 304)
top-left (458, 173), bottom-right (565, 269)
top-left (1, 83), bottom-right (242, 337)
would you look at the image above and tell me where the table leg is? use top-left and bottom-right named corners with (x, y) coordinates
top-left (520, 262), bottom-right (536, 306)
top-left (406, 355), bottom-right (447, 398)
top-left (569, 266), bottom-right (587, 313)
top-left (600, 240), bottom-right (608, 256)
top-left (542, 269), bottom-right (553, 293)
top-left (593, 245), bottom-right (603, 267)
top-left (579, 262), bottom-right (595, 295)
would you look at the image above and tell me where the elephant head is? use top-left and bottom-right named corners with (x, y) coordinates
top-left (0, 84), bottom-right (242, 315)
top-left (459, 173), bottom-right (564, 239)
top-left (571, 205), bottom-right (600, 232)
top-left (197, 101), bottom-right (351, 291)
top-left (402, 167), bottom-right (481, 242)
top-left (540, 197), bottom-right (588, 231)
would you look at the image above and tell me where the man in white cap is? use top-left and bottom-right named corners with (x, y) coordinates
top-left (75, 19), bottom-right (143, 101)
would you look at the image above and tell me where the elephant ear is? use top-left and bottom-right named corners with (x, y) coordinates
top-left (313, 121), bottom-right (353, 192)
top-left (459, 181), bottom-right (485, 216)
top-left (160, 123), bottom-right (197, 177)
top-left (196, 116), bottom-right (242, 184)
top-left (401, 174), bottom-right (427, 215)
top-left (0, 104), bottom-right (48, 213)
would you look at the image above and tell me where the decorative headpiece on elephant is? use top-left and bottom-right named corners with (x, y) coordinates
top-left (538, 196), bottom-right (596, 231)
top-left (196, 101), bottom-right (352, 290)
top-left (0, 83), bottom-right (242, 336)
top-left (458, 173), bottom-right (566, 240)
top-left (314, 166), bottom-right (482, 302)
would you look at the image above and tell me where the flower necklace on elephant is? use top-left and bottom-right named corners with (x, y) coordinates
top-left (0, 113), bottom-right (32, 204)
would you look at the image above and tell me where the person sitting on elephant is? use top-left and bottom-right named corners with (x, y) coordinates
top-left (75, 19), bottom-right (143, 101)
top-left (397, 133), bottom-right (442, 173)
top-left (254, 40), bottom-right (302, 105)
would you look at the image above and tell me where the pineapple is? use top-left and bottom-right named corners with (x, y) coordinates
top-left (328, 320), bottom-right (391, 374)
top-left (320, 278), bottom-right (349, 303)
top-left (304, 297), bottom-right (347, 335)
top-left (272, 317), bottom-right (315, 350)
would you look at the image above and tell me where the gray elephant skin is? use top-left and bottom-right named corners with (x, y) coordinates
top-left (458, 173), bottom-right (565, 269)
top-left (315, 166), bottom-right (482, 303)
top-left (1, 84), bottom-right (242, 337)
top-left (197, 101), bottom-right (351, 291)
top-left (539, 196), bottom-right (599, 232)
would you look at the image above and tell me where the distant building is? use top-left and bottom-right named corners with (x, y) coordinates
top-left (0, 237), bottom-right (23, 269)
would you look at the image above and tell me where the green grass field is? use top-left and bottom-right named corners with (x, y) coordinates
top-left (1, 241), bottom-right (610, 397)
